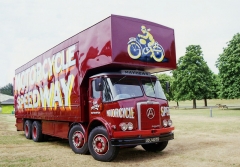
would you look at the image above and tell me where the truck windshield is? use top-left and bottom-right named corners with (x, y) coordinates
top-left (103, 77), bottom-right (143, 102)
top-left (141, 78), bottom-right (166, 100)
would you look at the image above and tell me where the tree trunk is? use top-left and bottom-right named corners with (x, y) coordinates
top-left (204, 98), bottom-right (207, 107)
top-left (193, 99), bottom-right (196, 109)
top-left (177, 101), bottom-right (179, 107)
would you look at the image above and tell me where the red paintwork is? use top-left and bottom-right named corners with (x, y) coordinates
top-left (140, 103), bottom-right (161, 130)
top-left (112, 127), bottom-right (175, 138)
top-left (14, 15), bottom-right (175, 140)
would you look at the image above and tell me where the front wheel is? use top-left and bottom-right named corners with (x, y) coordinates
top-left (68, 125), bottom-right (89, 154)
top-left (141, 141), bottom-right (168, 152)
top-left (88, 126), bottom-right (119, 162)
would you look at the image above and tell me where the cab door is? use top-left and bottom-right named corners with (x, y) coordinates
top-left (88, 79), bottom-right (102, 119)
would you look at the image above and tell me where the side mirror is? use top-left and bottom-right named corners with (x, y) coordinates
top-left (166, 82), bottom-right (170, 93)
top-left (95, 78), bottom-right (104, 91)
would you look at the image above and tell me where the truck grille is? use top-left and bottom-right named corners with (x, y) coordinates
top-left (137, 101), bottom-right (161, 130)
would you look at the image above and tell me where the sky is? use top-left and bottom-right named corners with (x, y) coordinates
top-left (0, 0), bottom-right (239, 87)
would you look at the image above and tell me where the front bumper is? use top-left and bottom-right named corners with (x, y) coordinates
top-left (111, 132), bottom-right (174, 146)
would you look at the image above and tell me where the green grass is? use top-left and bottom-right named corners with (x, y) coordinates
top-left (171, 108), bottom-right (240, 135)
top-left (171, 108), bottom-right (240, 117)
top-left (169, 99), bottom-right (240, 107)
top-left (0, 99), bottom-right (240, 166)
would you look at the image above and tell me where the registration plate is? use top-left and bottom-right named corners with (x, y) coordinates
top-left (145, 137), bottom-right (160, 143)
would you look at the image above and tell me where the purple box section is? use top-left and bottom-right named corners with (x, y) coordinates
top-left (111, 15), bottom-right (176, 72)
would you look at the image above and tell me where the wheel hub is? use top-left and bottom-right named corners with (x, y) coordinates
top-left (72, 131), bottom-right (84, 148)
top-left (93, 135), bottom-right (108, 155)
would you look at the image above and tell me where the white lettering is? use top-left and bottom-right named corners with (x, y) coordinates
top-left (60, 74), bottom-right (74, 107)
top-left (106, 107), bottom-right (135, 119)
top-left (14, 44), bottom-right (77, 111)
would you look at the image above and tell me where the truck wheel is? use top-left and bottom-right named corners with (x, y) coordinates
top-left (32, 121), bottom-right (43, 142)
top-left (141, 141), bottom-right (168, 152)
top-left (24, 120), bottom-right (32, 139)
top-left (69, 125), bottom-right (89, 154)
top-left (88, 126), bottom-right (119, 162)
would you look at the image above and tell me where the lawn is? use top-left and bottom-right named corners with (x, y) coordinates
top-left (169, 98), bottom-right (240, 108)
top-left (0, 103), bottom-right (240, 167)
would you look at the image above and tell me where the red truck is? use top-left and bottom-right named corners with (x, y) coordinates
top-left (14, 15), bottom-right (176, 162)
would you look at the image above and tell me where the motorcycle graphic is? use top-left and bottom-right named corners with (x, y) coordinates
top-left (127, 36), bottom-right (165, 62)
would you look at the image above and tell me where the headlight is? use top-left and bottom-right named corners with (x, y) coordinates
top-left (127, 122), bottom-right (133, 130)
top-left (163, 119), bottom-right (168, 127)
top-left (168, 119), bottom-right (172, 127)
top-left (119, 122), bottom-right (134, 131)
top-left (119, 123), bottom-right (128, 131)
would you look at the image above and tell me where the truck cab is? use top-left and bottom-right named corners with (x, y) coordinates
top-left (85, 70), bottom-right (174, 161)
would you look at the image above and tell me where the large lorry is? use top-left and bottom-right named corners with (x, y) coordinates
top-left (14, 15), bottom-right (176, 162)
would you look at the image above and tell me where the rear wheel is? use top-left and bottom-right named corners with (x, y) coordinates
top-left (24, 120), bottom-right (32, 139)
top-left (88, 126), bottom-right (119, 162)
top-left (141, 141), bottom-right (168, 152)
top-left (69, 125), bottom-right (89, 154)
top-left (32, 121), bottom-right (43, 142)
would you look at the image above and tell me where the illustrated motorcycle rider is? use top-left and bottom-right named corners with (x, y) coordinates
top-left (138, 25), bottom-right (155, 58)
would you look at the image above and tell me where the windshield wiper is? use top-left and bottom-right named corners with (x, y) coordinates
top-left (149, 77), bottom-right (156, 96)
top-left (113, 76), bottom-right (126, 85)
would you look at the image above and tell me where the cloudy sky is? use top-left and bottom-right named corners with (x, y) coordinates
top-left (0, 0), bottom-right (239, 87)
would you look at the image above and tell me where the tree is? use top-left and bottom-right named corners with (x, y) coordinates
top-left (155, 73), bottom-right (174, 101)
top-left (0, 83), bottom-right (13, 96)
top-left (216, 33), bottom-right (240, 99)
top-left (172, 45), bottom-right (213, 108)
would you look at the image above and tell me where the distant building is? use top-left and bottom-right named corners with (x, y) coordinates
top-left (0, 93), bottom-right (14, 102)
top-left (1, 99), bottom-right (14, 114)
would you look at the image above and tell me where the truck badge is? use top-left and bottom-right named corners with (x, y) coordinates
top-left (91, 101), bottom-right (100, 110)
top-left (146, 108), bottom-right (155, 119)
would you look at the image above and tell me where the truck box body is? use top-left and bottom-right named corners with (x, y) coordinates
top-left (14, 15), bottom-right (176, 161)
top-left (15, 15), bottom-right (176, 124)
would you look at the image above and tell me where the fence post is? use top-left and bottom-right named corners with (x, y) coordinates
top-left (210, 108), bottom-right (212, 117)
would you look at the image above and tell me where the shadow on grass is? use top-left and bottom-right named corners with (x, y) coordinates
top-left (113, 147), bottom-right (170, 162)
top-left (18, 133), bottom-right (69, 147)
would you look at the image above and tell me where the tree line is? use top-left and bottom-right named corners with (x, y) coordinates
top-left (0, 83), bottom-right (13, 96)
top-left (157, 33), bottom-right (240, 108)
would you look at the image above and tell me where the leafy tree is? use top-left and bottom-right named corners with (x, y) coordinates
top-left (216, 33), bottom-right (240, 99)
top-left (0, 83), bottom-right (13, 96)
top-left (172, 45), bottom-right (213, 108)
top-left (155, 73), bottom-right (174, 101)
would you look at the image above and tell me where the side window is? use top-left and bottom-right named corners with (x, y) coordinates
top-left (91, 80), bottom-right (100, 98)
top-left (102, 79), bottom-right (113, 102)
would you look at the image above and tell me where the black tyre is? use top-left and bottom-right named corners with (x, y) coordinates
top-left (88, 126), bottom-right (119, 162)
top-left (32, 121), bottom-right (43, 142)
top-left (141, 141), bottom-right (168, 152)
top-left (24, 120), bottom-right (32, 139)
top-left (69, 125), bottom-right (89, 154)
